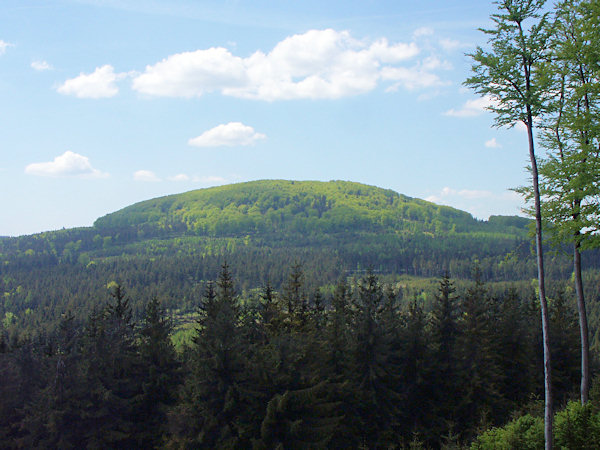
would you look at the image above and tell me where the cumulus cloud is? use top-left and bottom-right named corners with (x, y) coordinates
top-left (425, 187), bottom-right (523, 219)
top-left (0, 40), bottom-right (13, 55)
top-left (189, 122), bottom-right (266, 148)
top-left (413, 27), bottom-right (434, 38)
top-left (432, 186), bottom-right (493, 200)
top-left (386, 54), bottom-right (453, 92)
top-left (132, 29), bottom-right (431, 101)
top-left (31, 60), bottom-right (52, 71)
top-left (165, 173), bottom-right (227, 183)
top-left (133, 170), bottom-right (161, 182)
top-left (485, 137), bottom-right (502, 148)
top-left (439, 38), bottom-right (462, 51)
top-left (57, 65), bottom-right (123, 98)
top-left (168, 173), bottom-right (190, 182)
top-left (193, 175), bottom-right (227, 184)
top-left (25, 151), bottom-right (108, 178)
top-left (515, 121), bottom-right (528, 132)
top-left (444, 96), bottom-right (495, 117)
top-left (133, 47), bottom-right (246, 98)
top-left (382, 67), bottom-right (444, 91)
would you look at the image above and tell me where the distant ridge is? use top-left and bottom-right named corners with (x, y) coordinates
top-left (94, 179), bottom-right (525, 238)
top-left (0, 179), bottom-right (552, 289)
top-left (2, 178), bottom-right (594, 332)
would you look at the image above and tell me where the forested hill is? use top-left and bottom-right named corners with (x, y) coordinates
top-left (1, 179), bottom-right (599, 341)
top-left (0, 179), bottom-right (584, 288)
top-left (93, 179), bottom-right (528, 237)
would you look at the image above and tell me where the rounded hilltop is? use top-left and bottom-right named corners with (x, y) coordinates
top-left (94, 179), bottom-right (489, 237)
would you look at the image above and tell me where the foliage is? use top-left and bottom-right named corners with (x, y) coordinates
top-left (93, 179), bottom-right (481, 237)
top-left (3, 179), bottom-right (598, 343)
top-left (465, 1), bottom-right (555, 446)
top-left (0, 181), bottom-right (599, 447)
top-left (472, 414), bottom-right (545, 449)
top-left (0, 265), bottom-right (590, 449)
top-left (473, 400), bottom-right (600, 449)
top-left (537, 0), bottom-right (600, 251)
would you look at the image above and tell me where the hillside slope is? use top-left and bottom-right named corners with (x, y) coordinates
top-left (2, 179), bottom-right (597, 338)
top-left (93, 179), bottom-right (527, 238)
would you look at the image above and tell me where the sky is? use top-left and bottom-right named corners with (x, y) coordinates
top-left (1, 0), bottom-right (535, 236)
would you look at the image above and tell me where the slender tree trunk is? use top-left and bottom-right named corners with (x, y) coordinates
top-left (573, 237), bottom-right (590, 404)
top-left (527, 112), bottom-right (553, 450)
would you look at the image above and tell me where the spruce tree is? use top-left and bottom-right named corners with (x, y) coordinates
top-left (549, 289), bottom-right (580, 405)
top-left (398, 297), bottom-right (431, 444)
top-left (78, 286), bottom-right (144, 448)
top-left (255, 382), bottom-right (342, 449)
top-left (492, 288), bottom-right (537, 416)
top-left (137, 297), bottom-right (179, 448)
top-left (456, 271), bottom-right (501, 438)
top-left (429, 274), bottom-right (461, 440)
top-left (19, 311), bottom-right (86, 449)
top-left (171, 264), bottom-right (247, 447)
top-left (350, 271), bottom-right (403, 447)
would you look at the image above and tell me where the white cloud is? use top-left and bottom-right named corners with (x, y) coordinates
top-left (382, 67), bottom-right (444, 91)
top-left (439, 38), bottom-right (462, 51)
top-left (428, 186), bottom-right (493, 201)
top-left (0, 40), bottom-right (13, 55)
top-left (485, 137), bottom-right (502, 148)
top-left (189, 122), bottom-right (266, 148)
top-left (515, 121), bottom-right (528, 132)
top-left (133, 29), bottom-right (432, 101)
top-left (25, 151), bottom-right (108, 178)
top-left (133, 170), bottom-right (161, 182)
top-left (444, 96), bottom-right (495, 118)
top-left (57, 65), bottom-right (123, 98)
top-left (421, 56), bottom-right (452, 71)
top-left (31, 60), bottom-right (52, 71)
top-left (457, 189), bottom-right (493, 200)
top-left (417, 90), bottom-right (442, 101)
top-left (425, 187), bottom-right (524, 219)
top-left (132, 47), bottom-right (246, 98)
top-left (413, 27), bottom-right (434, 38)
top-left (193, 175), bottom-right (227, 184)
top-left (168, 173), bottom-right (190, 182)
top-left (382, 55), bottom-right (452, 92)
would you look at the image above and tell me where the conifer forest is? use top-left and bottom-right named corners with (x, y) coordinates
top-left (1, 0), bottom-right (600, 448)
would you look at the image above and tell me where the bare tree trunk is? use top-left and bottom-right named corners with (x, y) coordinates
top-left (527, 114), bottom-right (553, 450)
top-left (574, 238), bottom-right (590, 404)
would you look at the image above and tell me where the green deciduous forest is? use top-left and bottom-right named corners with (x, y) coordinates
top-left (2, 0), bottom-right (600, 447)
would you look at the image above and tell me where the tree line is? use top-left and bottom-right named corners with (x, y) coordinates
top-left (0, 264), bottom-right (591, 448)
top-left (465, 0), bottom-right (600, 446)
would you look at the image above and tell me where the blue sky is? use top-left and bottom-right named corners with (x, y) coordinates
top-left (1, 0), bottom-right (532, 236)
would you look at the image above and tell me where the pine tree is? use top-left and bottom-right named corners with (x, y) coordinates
top-left (398, 297), bottom-right (432, 444)
top-left (325, 279), bottom-right (351, 379)
top-left (282, 262), bottom-right (306, 326)
top-left (254, 382), bottom-right (342, 449)
top-left (79, 285), bottom-right (144, 448)
top-left (492, 288), bottom-right (537, 417)
top-left (350, 271), bottom-right (403, 446)
top-left (19, 311), bottom-right (87, 449)
top-left (170, 264), bottom-right (247, 447)
top-left (456, 270), bottom-right (502, 439)
top-left (257, 280), bottom-right (282, 340)
top-left (549, 288), bottom-right (580, 405)
top-left (137, 297), bottom-right (179, 448)
top-left (428, 274), bottom-right (462, 440)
